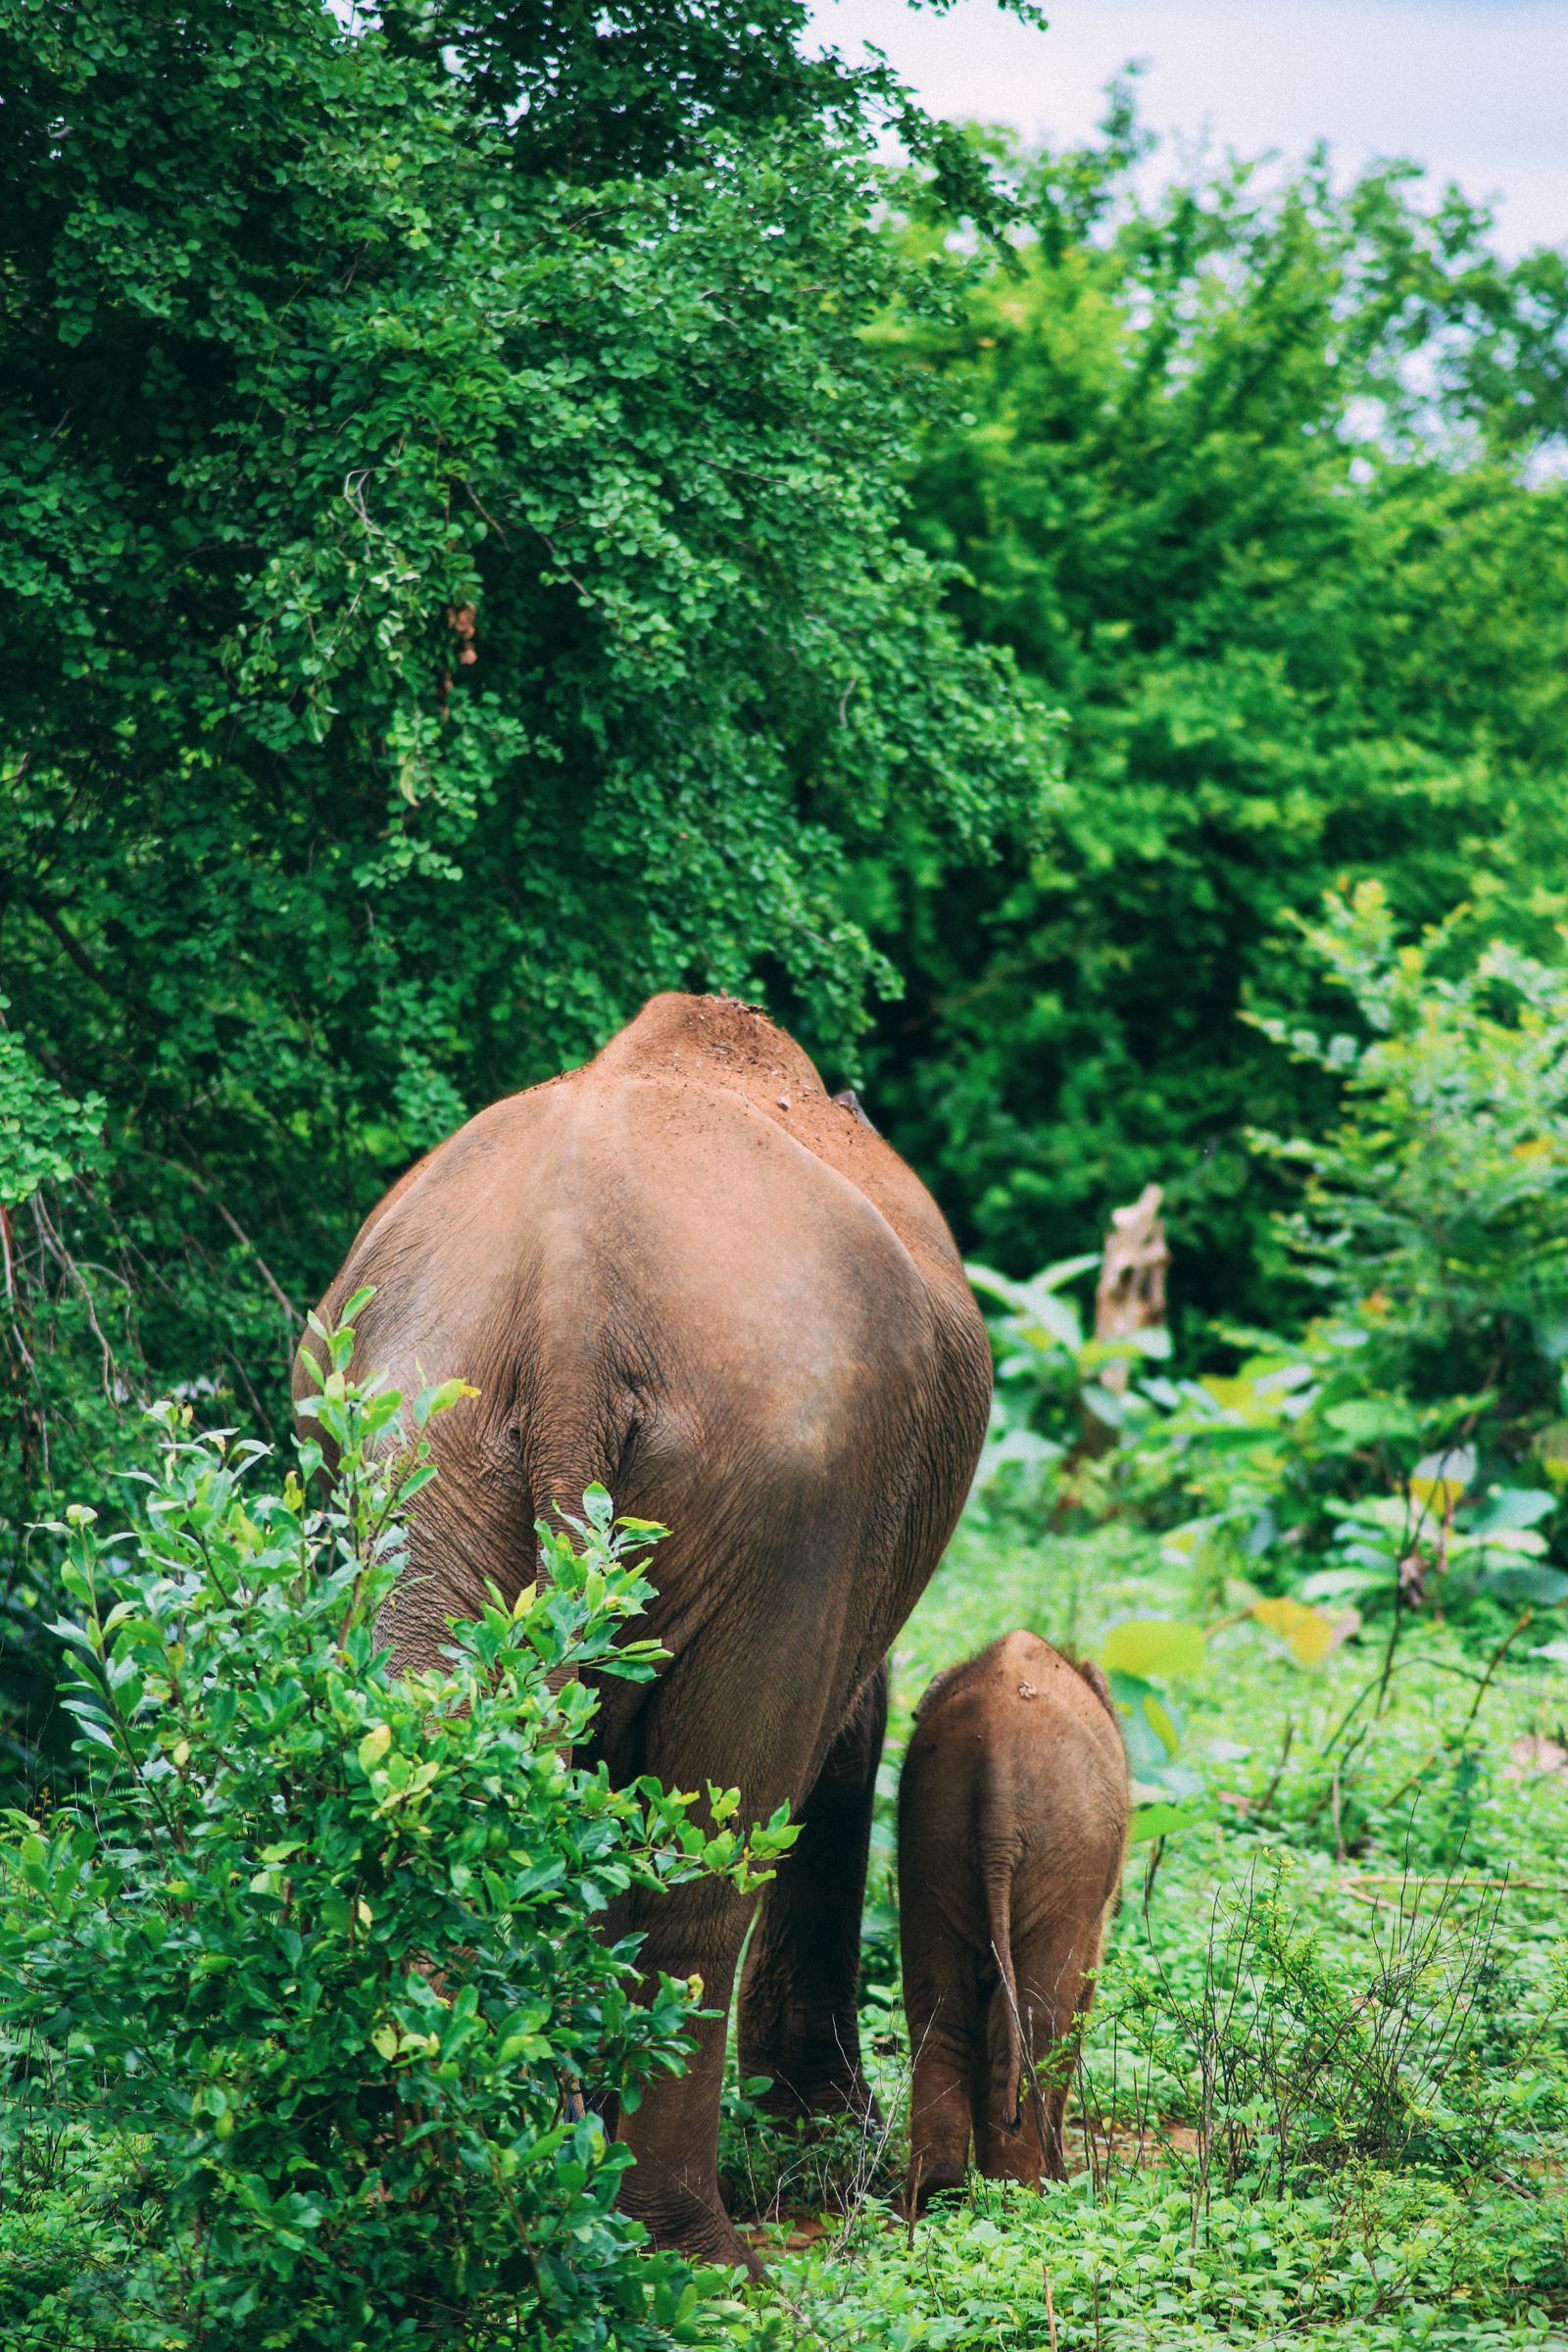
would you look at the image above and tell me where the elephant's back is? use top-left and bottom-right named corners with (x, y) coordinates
top-left (902, 1634), bottom-right (1129, 1919)
top-left (581, 992), bottom-right (978, 1305)
top-left (298, 994), bottom-right (988, 1542)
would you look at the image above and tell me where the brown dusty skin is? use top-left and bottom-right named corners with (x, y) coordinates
top-left (295, 992), bottom-right (992, 2273)
top-left (899, 1630), bottom-right (1129, 2212)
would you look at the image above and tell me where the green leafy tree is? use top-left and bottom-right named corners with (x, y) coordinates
top-left (860, 95), bottom-right (1568, 1315)
top-left (0, 0), bottom-right (1051, 1776)
top-left (0, 1018), bottom-right (106, 1782)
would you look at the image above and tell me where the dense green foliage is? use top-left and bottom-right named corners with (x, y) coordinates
top-left (968, 901), bottom-right (1568, 1670)
top-left (0, 1334), bottom-right (792, 2348)
top-left (863, 100), bottom-right (1568, 1309)
top-left (1255, 884), bottom-right (1568, 1406)
top-left (0, 0), bottom-right (1049, 1771)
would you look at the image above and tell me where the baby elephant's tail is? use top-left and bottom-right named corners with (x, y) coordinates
top-left (984, 1856), bottom-right (1025, 2129)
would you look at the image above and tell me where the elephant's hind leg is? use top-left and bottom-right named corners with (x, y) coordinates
top-left (737, 1660), bottom-right (888, 2126)
top-left (903, 2023), bottom-right (980, 2214)
top-left (610, 1857), bottom-right (762, 2272)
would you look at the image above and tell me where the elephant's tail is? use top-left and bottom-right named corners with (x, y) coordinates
top-left (522, 1401), bottom-right (629, 1593)
top-left (523, 1420), bottom-right (625, 1707)
top-left (984, 1854), bottom-right (1025, 2132)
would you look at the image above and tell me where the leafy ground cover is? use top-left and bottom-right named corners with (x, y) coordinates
top-left (5, 1383), bottom-right (1567, 2349)
top-left (722, 1519), bottom-right (1568, 2349)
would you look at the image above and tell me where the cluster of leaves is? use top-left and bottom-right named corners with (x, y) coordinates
top-left (0, 1318), bottom-right (794, 2349)
top-left (859, 94), bottom-right (1568, 1319)
top-left (967, 887), bottom-right (1568, 1699)
top-left (1255, 879), bottom-right (1568, 1413)
top-left (0, 1008), bottom-right (103, 1214)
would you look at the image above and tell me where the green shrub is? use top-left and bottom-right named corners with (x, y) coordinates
top-left (1256, 882), bottom-right (1568, 1419)
top-left (1131, 1852), bottom-right (1530, 2191)
top-left (0, 1310), bottom-right (791, 2349)
top-left (965, 894), bottom-right (1568, 1635)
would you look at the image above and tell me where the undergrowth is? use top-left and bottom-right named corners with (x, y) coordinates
top-left (722, 1520), bottom-right (1568, 2348)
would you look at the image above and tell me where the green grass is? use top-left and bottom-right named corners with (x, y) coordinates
top-left (726, 1516), bottom-right (1568, 2349)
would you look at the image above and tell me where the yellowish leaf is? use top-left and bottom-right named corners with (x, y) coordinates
top-left (1408, 1446), bottom-right (1474, 1516)
top-left (1251, 1595), bottom-right (1338, 1667)
top-left (1536, 1422), bottom-right (1568, 1491)
top-left (1099, 1619), bottom-right (1207, 1678)
top-left (1141, 1692), bottom-right (1181, 1756)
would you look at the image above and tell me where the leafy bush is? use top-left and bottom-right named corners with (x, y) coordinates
top-left (967, 1251), bottom-right (1171, 1486)
top-left (967, 915), bottom-right (1568, 1644)
top-left (0, 1314), bottom-right (791, 2350)
top-left (1256, 881), bottom-right (1568, 1419)
top-left (1127, 1853), bottom-right (1534, 2192)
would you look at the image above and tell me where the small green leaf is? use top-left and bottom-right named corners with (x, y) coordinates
top-left (1323, 1399), bottom-right (1418, 1445)
top-left (1129, 1799), bottom-right (1210, 1843)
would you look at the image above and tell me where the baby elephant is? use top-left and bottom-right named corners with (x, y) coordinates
top-left (899, 1629), bottom-right (1128, 2209)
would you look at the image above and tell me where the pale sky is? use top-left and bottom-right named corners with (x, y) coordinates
top-left (809, 0), bottom-right (1568, 254)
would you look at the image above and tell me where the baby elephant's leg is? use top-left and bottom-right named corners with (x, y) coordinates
top-left (902, 1915), bottom-right (984, 2210)
top-left (901, 1771), bottom-right (987, 2213)
top-left (977, 1929), bottom-right (1095, 2185)
top-left (905, 2022), bottom-right (980, 2211)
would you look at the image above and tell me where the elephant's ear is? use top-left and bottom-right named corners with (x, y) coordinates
top-left (911, 1659), bottom-right (963, 1722)
top-left (833, 1087), bottom-right (878, 1135)
top-left (1077, 1658), bottom-right (1115, 1718)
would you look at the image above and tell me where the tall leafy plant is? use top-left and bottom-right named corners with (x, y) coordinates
top-left (1255, 883), bottom-right (1568, 1418)
top-left (0, 1314), bottom-right (793, 2347)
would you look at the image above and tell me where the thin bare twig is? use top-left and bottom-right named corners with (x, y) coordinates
top-left (178, 1166), bottom-right (300, 1318)
top-left (1463, 1608), bottom-right (1534, 1728)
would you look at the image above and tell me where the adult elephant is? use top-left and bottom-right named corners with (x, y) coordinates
top-left (295, 993), bottom-right (991, 2268)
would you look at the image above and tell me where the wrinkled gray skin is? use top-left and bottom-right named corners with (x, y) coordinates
top-left (295, 993), bottom-right (992, 2272)
top-left (899, 1631), bottom-right (1128, 2209)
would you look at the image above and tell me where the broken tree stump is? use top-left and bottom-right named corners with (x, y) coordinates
top-left (1081, 1183), bottom-right (1168, 1456)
